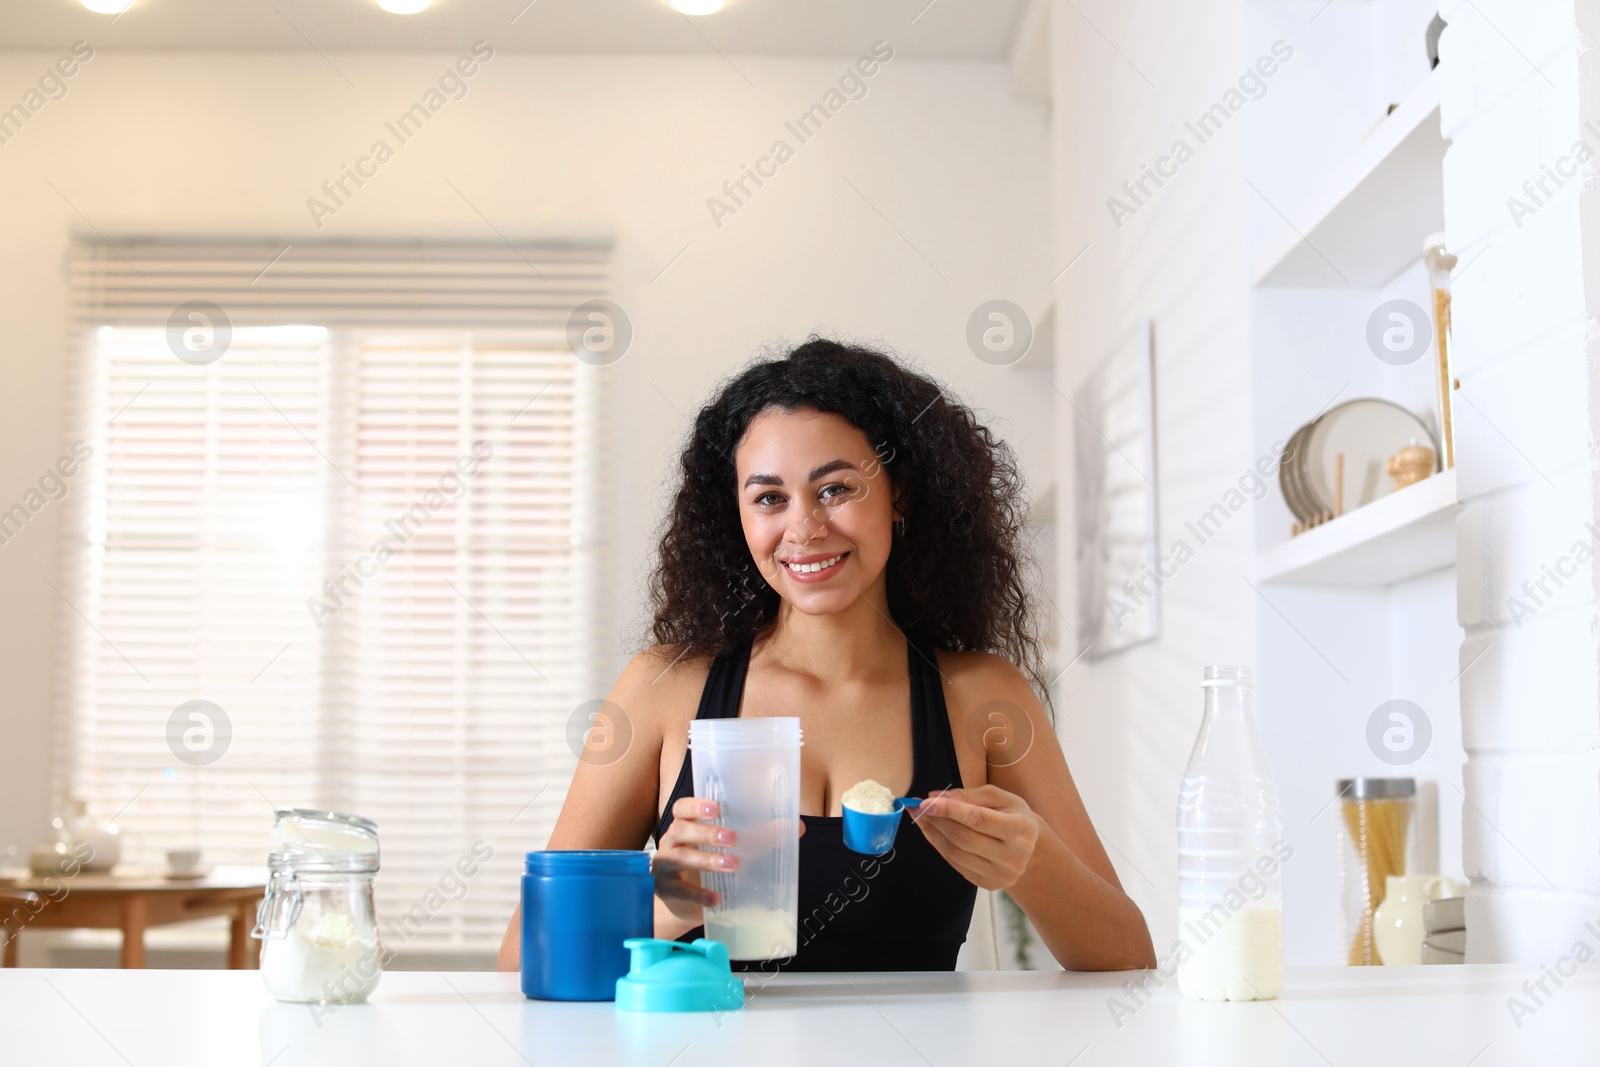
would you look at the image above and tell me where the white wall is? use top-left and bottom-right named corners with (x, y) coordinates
top-left (1048, 0), bottom-right (1258, 960)
top-left (0, 49), bottom-right (1051, 860)
top-left (1048, 0), bottom-right (1480, 971)
top-left (1438, 0), bottom-right (1600, 961)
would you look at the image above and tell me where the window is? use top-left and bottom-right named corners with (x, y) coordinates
top-left (56, 240), bottom-right (607, 952)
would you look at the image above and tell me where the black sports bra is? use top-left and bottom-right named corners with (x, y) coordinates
top-left (655, 630), bottom-right (977, 971)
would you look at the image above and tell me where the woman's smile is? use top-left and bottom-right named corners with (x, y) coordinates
top-left (779, 550), bottom-right (850, 582)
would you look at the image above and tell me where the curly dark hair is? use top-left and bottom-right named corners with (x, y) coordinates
top-left (649, 336), bottom-right (1049, 702)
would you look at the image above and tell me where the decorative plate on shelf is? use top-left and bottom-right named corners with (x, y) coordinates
top-left (1279, 421), bottom-right (1318, 523)
top-left (1301, 399), bottom-right (1437, 516)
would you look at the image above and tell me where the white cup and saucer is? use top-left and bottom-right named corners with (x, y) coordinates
top-left (165, 848), bottom-right (209, 879)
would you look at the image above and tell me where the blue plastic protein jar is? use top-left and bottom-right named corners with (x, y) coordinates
top-left (521, 850), bottom-right (653, 1001)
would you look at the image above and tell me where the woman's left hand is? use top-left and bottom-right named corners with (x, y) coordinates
top-left (913, 785), bottom-right (1041, 891)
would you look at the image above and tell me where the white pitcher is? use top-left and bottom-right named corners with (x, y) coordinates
top-left (1372, 874), bottom-right (1464, 965)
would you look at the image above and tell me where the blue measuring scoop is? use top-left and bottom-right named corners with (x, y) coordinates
top-left (841, 797), bottom-right (920, 855)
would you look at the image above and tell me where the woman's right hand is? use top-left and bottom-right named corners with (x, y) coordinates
top-left (652, 797), bottom-right (738, 923)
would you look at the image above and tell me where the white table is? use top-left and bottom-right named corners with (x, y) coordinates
top-left (0, 965), bottom-right (1591, 1065)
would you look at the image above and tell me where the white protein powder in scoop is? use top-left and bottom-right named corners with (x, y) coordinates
top-left (841, 779), bottom-right (896, 815)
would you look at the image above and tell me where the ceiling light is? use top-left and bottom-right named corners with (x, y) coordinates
top-left (377, 0), bottom-right (431, 12)
top-left (669, 0), bottom-right (724, 13)
top-left (80, 0), bottom-right (135, 13)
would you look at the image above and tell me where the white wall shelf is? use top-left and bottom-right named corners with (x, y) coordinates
top-left (1256, 468), bottom-right (1459, 586)
top-left (1243, 0), bottom-right (1465, 967)
top-left (1252, 68), bottom-right (1444, 289)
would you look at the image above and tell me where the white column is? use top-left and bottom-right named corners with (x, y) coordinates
top-left (1441, 0), bottom-right (1600, 961)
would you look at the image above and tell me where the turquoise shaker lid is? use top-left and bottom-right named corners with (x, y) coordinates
top-left (614, 938), bottom-right (745, 1013)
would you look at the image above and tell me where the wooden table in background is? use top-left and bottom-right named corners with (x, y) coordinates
top-left (0, 867), bottom-right (266, 969)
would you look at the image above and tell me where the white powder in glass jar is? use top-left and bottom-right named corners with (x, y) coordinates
top-left (261, 912), bottom-right (381, 1004)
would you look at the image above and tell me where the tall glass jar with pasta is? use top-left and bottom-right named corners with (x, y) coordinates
top-left (1338, 778), bottom-right (1417, 965)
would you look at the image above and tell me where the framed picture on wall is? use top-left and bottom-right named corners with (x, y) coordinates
top-left (1073, 317), bottom-right (1159, 658)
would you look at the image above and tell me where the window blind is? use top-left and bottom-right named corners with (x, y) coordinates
top-left (57, 239), bottom-right (607, 953)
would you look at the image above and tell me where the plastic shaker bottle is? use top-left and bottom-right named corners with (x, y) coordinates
top-left (1176, 666), bottom-right (1286, 1001)
top-left (688, 717), bottom-right (802, 960)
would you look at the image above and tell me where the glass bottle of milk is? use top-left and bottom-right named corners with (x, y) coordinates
top-left (1176, 666), bottom-right (1285, 1001)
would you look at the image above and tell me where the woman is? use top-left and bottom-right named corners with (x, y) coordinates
top-left (498, 338), bottom-right (1155, 972)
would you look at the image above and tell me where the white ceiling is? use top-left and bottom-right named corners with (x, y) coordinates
top-left (1, 0), bottom-right (1028, 58)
